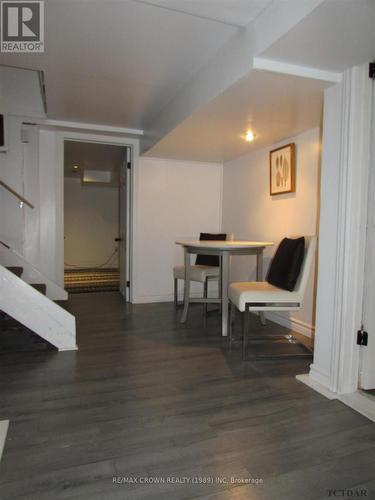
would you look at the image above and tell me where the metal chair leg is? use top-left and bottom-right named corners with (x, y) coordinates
top-left (180, 248), bottom-right (192, 323)
top-left (242, 303), bottom-right (312, 360)
top-left (219, 256), bottom-right (222, 313)
top-left (229, 301), bottom-right (235, 342)
top-left (203, 277), bottom-right (208, 315)
top-left (242, 307), bottom-right (249, 360)
top-left (174, 278), bottom-right (178, 307)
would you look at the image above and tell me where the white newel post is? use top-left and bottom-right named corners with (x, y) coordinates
top-left (302, 63), bottom-right (372, 396)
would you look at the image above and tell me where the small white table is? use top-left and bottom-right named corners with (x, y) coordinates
top-left (175, 240), bottom-right (274, 337)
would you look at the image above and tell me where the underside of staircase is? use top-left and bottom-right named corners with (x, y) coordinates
top-left (0, 266), bottom-right (76, 352)
top-left (1, 267), bottom-right (51, 352)
top-left (0, 313), bottom-right (54, 352)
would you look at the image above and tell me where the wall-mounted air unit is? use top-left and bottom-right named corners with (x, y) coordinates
top-left (82, 169), bottom-right (112, 185)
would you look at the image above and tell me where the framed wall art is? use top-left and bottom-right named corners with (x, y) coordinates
top-left (269, 143), bottom-right (295, 195)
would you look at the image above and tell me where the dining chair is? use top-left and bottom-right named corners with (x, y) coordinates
top-left (173, 232), bottom-right (233, 311)
top-left (228, 235), bottom-right (317, 360)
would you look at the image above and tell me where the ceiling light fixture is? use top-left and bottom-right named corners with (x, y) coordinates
top-left (245, 130), bottom-right (255, 142)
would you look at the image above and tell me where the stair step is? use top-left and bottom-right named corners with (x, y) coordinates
top-left (30, 283), bottom-right (47, 295)
top-left (6, 266), bottom-right (23, 278)
top-left (2, 271), bottom-right (47, 295)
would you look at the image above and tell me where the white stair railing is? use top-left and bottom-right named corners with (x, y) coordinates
top-left (0, 265), bottom-right (76, 351)
top-left (0, 180), bottom-right (34, 209)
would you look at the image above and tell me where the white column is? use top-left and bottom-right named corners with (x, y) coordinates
top-left (306, 63), bottom-right (373, 396)
top-left (39, 129), bottom-right (61, 284)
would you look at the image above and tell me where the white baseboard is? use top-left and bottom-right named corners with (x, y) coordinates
top-left (308, 363), bottom-right (334, 388)
top-left (132, 293), bottom-right (203, 304)
top-left (132, 294), bottom-right (174, 304)
top-left (296, 373), bottom-right (337, 400)
top-left (58, 344), bottom-right (79, 351)
top-left (339, 391), bottom-right (375, 423)
top-left (266, 311), bottom-right (314, 338)
top-left (0, 420), bottom-right (9, 462)
top-left (298, 375), bottom-right (375, 421)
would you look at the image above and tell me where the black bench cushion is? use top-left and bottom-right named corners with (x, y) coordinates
top-left (266, 237), bottom-right (305, 291)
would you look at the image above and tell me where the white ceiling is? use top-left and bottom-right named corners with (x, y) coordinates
top-left (261, 0), bottom-right (375, 72)
top-left (64, 141), bottom-right (125, 187)
top-left (133, 0), bottom-right (273, 27)
top-left (147, 70), bottom-right (327, 163)
top-left (1, 0), bottom-right (374, 163)
top-left (146, 0), bottom-right (375, 162)
top-left (0, 0), bottom-right (241, 128)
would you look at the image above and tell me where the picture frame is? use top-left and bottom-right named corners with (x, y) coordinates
top-left (269, 143), bottom-right (295, 195)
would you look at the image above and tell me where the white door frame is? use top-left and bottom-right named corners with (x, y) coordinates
top-left (118, 146), bottom-right (132, 301)
top-left (56, 130), bottom-right (139, 303)
top-left (360, 77), bottom-right (375, 390)
top-left (300, 63), bottom-right (375, 420)
top-left (332, 66), bottom-right (372, 396)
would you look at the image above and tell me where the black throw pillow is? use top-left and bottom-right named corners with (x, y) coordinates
top-left (195, 233), bottom-right (227, 267)
top-left (266, 237), bottom-right (305, 291)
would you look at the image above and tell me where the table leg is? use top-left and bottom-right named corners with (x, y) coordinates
top-left (219, 256), bottom-right (222, 313)
top-left (256, 249), bottom-right (266, 326)
top-left (180, 248), bottom-right (190, 323)
top-left (221, 252), bottom-right (229, 336)
top-left (256, 250), bottom-right (263, 280)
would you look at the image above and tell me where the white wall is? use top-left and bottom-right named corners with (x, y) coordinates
top-left (132, 157), bottom-right (223, 303)
top-left (0, 115), bottom-right (138, 287)
top-left (0, 73), bottom-right (63, 284)
top-left (0, 118), bottom-right (52, 273)
top-left (0, 116), bottom-right (28, 253)
top-left (0, 119), bottom-right (66, 286)
top-left (64, 178), bottom-right (119, 269)
top-left (221, 127), bottom-right (321, 336)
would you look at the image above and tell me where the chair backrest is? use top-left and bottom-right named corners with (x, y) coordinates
top-left (195, 232), bottom-right (227, 266)
top-left (293, 235), bottom-right (317, 300)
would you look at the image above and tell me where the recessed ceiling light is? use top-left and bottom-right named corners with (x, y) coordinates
top-left (245, 130), bottom-right (255, 142)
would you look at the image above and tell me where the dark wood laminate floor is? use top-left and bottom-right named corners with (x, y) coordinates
top-left (0, 293), bottom-right (374, 500)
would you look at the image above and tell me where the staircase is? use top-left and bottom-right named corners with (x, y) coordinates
top-left (0, 241), bottom-right (68, 300)
top-left (0, 265), bottom-right (77, 352)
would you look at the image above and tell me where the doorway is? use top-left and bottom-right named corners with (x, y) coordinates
top-left (63, 140), bottom-right (131, 298)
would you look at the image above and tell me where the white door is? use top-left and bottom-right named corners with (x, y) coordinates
top-left (360, 78), bottom-right (375, 390)
top-left (118, 148), bottom-right (128, 300)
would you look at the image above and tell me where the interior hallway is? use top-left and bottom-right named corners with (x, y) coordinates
top-left (0, 293), bottom-right (374, 499)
